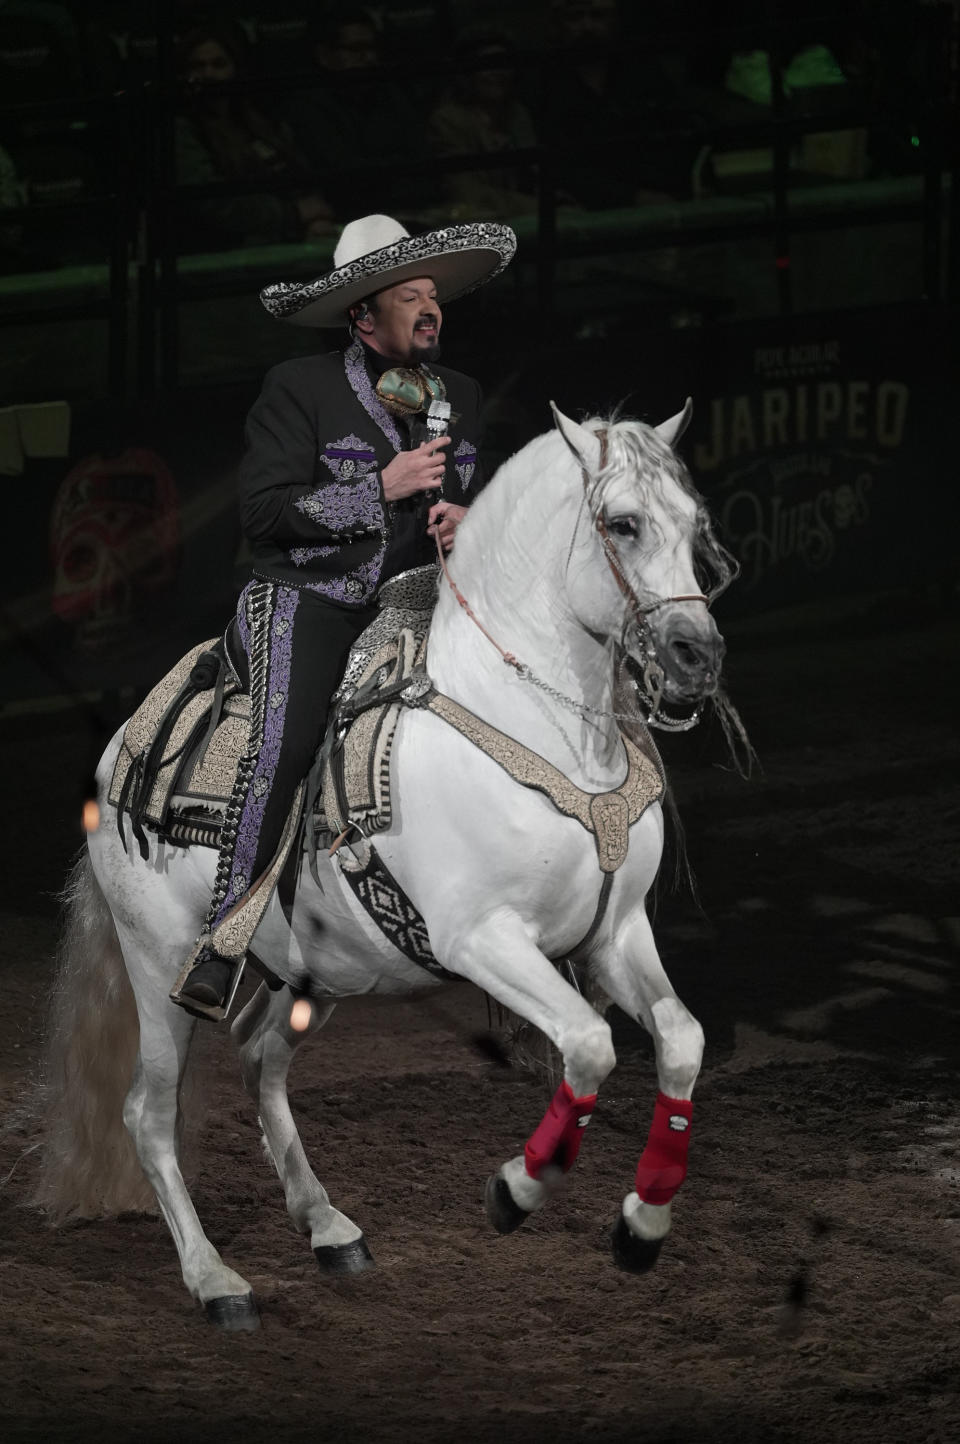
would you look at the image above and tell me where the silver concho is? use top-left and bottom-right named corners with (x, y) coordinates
top-left (401, 675), bottom-right (433, 704)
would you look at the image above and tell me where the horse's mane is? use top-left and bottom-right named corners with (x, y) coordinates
top-left (471, 413), bottom-right (738, 601)
top-left (583, 414), bottom-right (740, 606)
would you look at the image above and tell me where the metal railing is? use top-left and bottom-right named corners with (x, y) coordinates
top-left (0, 88), bottom-right (136, 397)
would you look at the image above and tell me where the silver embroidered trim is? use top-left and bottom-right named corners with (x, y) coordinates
top-left (455, 437), bottom-right (477, 492)
top-left (260, 222), bottom-right (517, 320)
top-left (343, 341), bottom-right (403, 453)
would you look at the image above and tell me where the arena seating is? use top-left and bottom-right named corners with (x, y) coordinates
top-left (0, 0), bottom-right (953, 398)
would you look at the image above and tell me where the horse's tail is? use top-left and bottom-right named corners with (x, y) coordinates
top-left (29, 848), bottom-right (154, 1222)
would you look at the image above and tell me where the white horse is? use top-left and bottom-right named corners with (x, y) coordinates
top-left (33, 403), bottom-right (736, 1332)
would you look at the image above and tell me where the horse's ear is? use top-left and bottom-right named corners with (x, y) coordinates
top-left (550, 401), bottom-right (602, 472)
top-left (655, 397), bottom-right (694, 449)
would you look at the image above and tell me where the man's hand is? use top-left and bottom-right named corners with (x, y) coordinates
top-left (427, 501), bottom-right (467, 553)
top-left (382, 437), bottom-right (451, 502)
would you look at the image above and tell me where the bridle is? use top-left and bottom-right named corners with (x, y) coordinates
top-left (589, 429), bottom-right (710, 731)
top-left (433, 427), bottom-right (713, 732)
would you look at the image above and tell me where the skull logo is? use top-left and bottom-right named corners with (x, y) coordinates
top-left (49, 448), bottom-right (180, 651)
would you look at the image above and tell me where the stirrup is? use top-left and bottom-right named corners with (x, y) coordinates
top-left (169, 939), bottom-right (246, 1023)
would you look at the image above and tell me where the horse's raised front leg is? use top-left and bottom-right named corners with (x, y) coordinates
top-left (437, 907), bottom-right (617, 1234)
top-left (117, 927), bottom-right (261, 1330)
top-left (592, 904), bottom-right (705, 1273)
top-left (232, 983), bottom-right (374, 1274)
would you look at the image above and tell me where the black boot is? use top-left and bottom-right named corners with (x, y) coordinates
top-left (170, 942), bottom-right (240, 1021)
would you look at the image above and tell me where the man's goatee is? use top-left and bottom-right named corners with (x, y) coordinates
top-left (411, 342), bottom-right (441, 365)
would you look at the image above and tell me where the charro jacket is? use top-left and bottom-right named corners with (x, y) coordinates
top-left (239, 340), bottom-right (484, 607)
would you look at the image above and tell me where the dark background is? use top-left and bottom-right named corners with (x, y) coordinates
top-left (1, 0), bottom-right (958, 716)
top-left (1, 4), bottom-right (959, 1441)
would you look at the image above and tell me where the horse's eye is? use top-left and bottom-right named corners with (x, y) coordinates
top-left (608, 516), bottom-right (639, 539)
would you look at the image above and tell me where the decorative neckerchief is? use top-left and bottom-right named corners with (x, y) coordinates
top-left (375, 365), bottom-right (446, 418)
top-left (343, 340), bottom-right (404, 453)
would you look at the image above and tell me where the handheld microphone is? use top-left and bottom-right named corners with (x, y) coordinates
top-left (411, 397), bottom-right (451, 447)
top-left (410, 397), bottom-right (452, 501)
top-left (425, 397), bottom-right (451, 440)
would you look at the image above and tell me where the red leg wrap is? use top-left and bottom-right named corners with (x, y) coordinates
top-left (634, 1092), bottom-right (693, 1205)
top-left (524, 1080), bottom-right (597, 1180)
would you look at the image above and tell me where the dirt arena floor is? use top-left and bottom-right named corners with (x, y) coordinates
top-left (1, 594), bottom-right (958, 1444)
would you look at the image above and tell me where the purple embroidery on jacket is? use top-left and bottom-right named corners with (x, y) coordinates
top-left (319, 433), bottom-right (377, 483)
top-left (454, 438), bottom-right (477, 492)
top-left (304, 541), bottom-right (387, 605)
top-left (294, 472), bottom-right (384, 534)
top-left (344, 341), bottom-right (403, 453)
top-left (227, 585), bottom-right (299, 905)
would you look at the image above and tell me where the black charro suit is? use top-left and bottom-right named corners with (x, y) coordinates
top-left (201, 339), bottom-right (486, 938)
top-left (239, 339), bottom-right (484, 605)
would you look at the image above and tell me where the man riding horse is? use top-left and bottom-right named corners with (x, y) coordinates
top-left (171, 214), bottom-right (516, 1019)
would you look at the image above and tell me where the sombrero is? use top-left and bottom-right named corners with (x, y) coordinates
top-left (259, 214), bottom-right (517, 328)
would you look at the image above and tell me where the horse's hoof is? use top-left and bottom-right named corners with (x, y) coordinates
top-left (204, 1292), bottom-right (261, 1331)
top-left (485, 1174), bottom-right (530, 1235)
top-left (611, 1214), bottom-right (664, 1274)
top-left (314, 1236), bottom-right (375, 1275)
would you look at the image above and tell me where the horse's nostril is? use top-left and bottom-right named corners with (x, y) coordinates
top-left (670, 638), bottom-right (709, 672)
